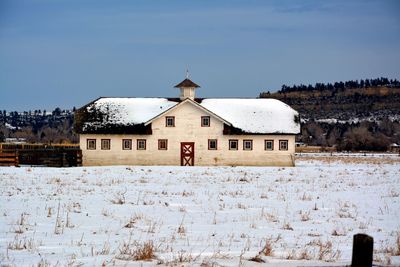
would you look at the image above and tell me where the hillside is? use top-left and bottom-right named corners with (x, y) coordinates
top-left (261, 86), bottom-right (400, 122)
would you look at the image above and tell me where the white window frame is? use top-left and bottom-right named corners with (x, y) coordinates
top-left (229, 139), bottom-right (238, 150)
top-left (87, 139), bottom-right (96, 150)
top-left (208, 139), bottom-right (217, 150)
top-left (265, 140), bottom-right (274, 151)
top-left (201, 116), bottom-right (210, 127)
top-left (101, 139), bottom-right (111, 150)
top-left (158, 139), bottom-right (168, 150)
top-left (166, 116), bottom-right (175, 127)
top-left (137, 139), bottom-right (146, 150)
top-left (279, 140), bottom-right (288, 151)
top-left (243, 140), bottom-right (253, 151)
top-left (122, 139), bottom-right (132, 150)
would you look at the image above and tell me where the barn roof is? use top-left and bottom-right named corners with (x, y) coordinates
top-left (201, 99), bottom-right (299, 134)
top-left (75, 97), bottom-right (300, 134)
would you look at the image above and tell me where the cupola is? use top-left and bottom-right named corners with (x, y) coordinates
top-left (174, 74), bottom-right (200, 101)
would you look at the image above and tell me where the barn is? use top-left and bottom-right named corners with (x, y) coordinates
top-left (74, 78), bottom-right (300, 166)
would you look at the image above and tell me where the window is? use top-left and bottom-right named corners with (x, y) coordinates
top-left (279, 140), bottom-right (288, 151)
top-left (122, 139), bottom-right (132, 150)
top-left (87, 139), bottom-right (96, 150)
top-left (158, 139), bottom-right (168, 150)
top-left (137, 139), bottom-right (146, 150)
top-left (201, 116), bottom-right (210, 127)
top-left (166, 116), bottom-right (175, 127)
top-left (265, 140), bottom-right (274, 151)
top-left (208, 139), bottom-right (217, 150)
top-left (101, 139), bottom-right (111, 150)
top-left (243, 140), bottom-right (253, 150)
top-left (229, 139), bottom-right (238, 150)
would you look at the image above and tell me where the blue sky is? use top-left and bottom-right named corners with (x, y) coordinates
top-left (1, 0), bottom-right (399, 111)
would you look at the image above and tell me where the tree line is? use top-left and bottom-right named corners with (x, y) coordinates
top-left (0, 107), bottom-right (78, 144)
top-left (301, 119), bottom-right (400, 152)
top-left (277, 77), bottom-right (400, 94)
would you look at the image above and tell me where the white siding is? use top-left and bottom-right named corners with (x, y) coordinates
top-left (80, 102), bottom-right (296, 166)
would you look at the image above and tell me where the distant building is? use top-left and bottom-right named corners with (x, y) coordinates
top-left (389, 143), bottom-right (400, 153)
top-left (74, 77), bottom-right (300, 166)
top-left (4, 138), bottom-right (26, 144)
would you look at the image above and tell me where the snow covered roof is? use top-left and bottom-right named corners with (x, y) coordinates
top-left (201, 99), bottom-right (299, 134)
top-left (87, 98), bottom-right (178, 126)
top-left (76, 97), bottom-right (300, 134)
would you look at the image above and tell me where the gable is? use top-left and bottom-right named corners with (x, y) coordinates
top-left (144, 98), bottom-right (231, 126)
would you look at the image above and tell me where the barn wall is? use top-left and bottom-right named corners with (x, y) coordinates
top-left (80, 102), bottom-right (296, 166)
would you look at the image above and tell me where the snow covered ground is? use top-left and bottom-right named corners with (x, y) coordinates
top-left (0, 154), bottom-right (399, 266)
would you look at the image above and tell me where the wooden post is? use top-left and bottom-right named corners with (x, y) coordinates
top-left (15, 150), bottom-right (19, 167)
top-left (351, 233), bottom-right (373, 267)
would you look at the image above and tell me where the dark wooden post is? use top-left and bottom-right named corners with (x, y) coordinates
top-left (15, 150), bottom-right (19, 167)
top-left (351, 234), bottom-right (373, 267)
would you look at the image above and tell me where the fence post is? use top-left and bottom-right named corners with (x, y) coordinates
top-left (351, 233), bottom-right (373, 267)
top-left (15, 150), bottom-right (19, 167)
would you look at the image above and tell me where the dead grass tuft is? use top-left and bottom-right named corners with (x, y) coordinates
top-left (299, 210), bottom-right (311, 221)
top-left (386, 232), bottom-right (400, 256)
top-left (316, 240), bottom-right (341, 261)
top-left (117, 240), bottom-right (156, 261)
top-left (165, 250), bottom-right (194, 265)
top-left (395, 232), bottom-right (400, 256)
top-left (110, 188), bottom-right (127, 205)
top-left (282, 222), bottom-right (294, 231)
top-left (260, 239), bottom-right (273, 256)
top-left (7, 235), bottom-right (36, 250)
top-left (300, 192), bottom-right (312, 201)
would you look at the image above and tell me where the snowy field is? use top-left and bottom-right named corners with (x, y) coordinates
top-left (0, 154), bottom-right (399, 266)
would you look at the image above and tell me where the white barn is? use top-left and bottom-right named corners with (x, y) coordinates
top-left (74, 78), bottom-right (300, 166)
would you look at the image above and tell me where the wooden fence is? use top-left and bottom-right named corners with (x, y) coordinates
top-left (0, 151), bottom-right (19, 166)
top-left (296, 145), bottom-right (336, 153)
top-left (0, 143), bottom-right (82, 167)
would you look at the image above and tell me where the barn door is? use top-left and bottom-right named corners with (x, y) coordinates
top-left (181, 142), bottom-right (195, 166)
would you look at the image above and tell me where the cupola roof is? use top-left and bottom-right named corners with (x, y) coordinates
top-left (174, 78), bottom-right (200, 88)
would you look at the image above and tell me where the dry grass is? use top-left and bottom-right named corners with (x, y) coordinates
top-left (316, 240), bottom-right (341, 262)
top-left (162, 250), bottom-right (195, 265)
top-left (300, 193), bottom-right (312, 201)
top-left (386, 232), bottom-right (400, 256)
top-left (177, 215), bottom-right (186, 235)
top-left (7, 235), bottom-right (36, 250)
top-left (117, 240), bottom-right (156, 261)
top-left (299, 210), bottom-right (311, 222)
top-left (133, 241), bottom-right (155, 261)
top-left (395, 233), bottom-right (400, 256)
top-left (260, 239), bottom-right (273, 256)
top-left (110, 188), bottom-right (127, 205)
top-left (177, 224), bottom-right (186, 234)
top-left (282, 222), bottom-right (294, 231)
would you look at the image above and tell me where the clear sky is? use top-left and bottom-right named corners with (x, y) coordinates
top-left (1, 0), bottom-right (399, 111)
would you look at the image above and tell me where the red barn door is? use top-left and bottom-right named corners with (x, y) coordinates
top-left (181, 142), bottom-right (195, 166)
